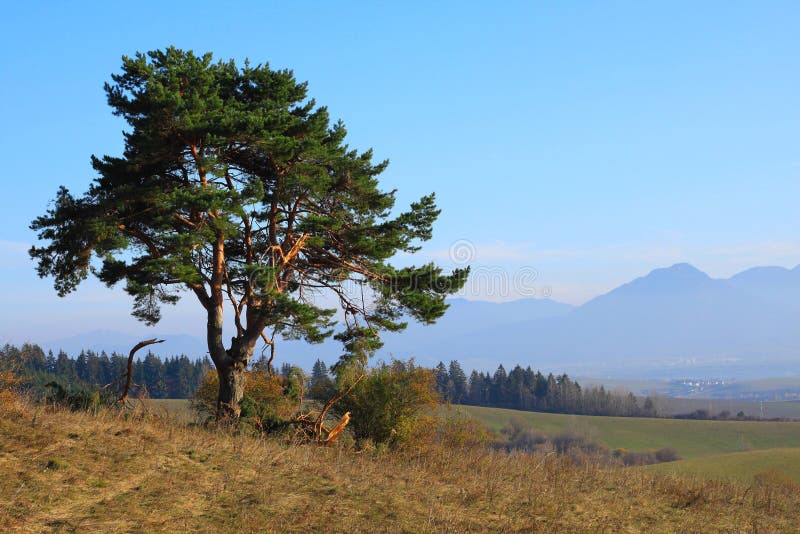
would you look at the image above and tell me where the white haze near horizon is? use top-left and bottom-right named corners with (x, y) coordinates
top-left (1, 238), bottom-right (799, 347)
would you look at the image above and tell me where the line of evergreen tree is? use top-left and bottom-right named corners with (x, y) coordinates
top-left (4, 341), bottom-right (659, 415)
top-left (1, 342), bottom-right (212, 399)
top-left (434, 361), bottom-right (658, 418)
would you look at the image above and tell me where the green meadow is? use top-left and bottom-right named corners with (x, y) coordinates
top-left (458, 405), bottom-right (800, 459)
top-left (641, 448), bottom-right (800, 483)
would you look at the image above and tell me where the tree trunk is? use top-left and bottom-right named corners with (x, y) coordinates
top-left (206, 304), bottom-right (259, 419)
top-left (216, 358), bottom-right (246, 418)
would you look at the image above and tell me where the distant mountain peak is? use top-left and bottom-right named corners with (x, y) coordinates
top-left (659, 262), bottom-right (707, 275)
top-left (625, 262), bottom-right (711, 290)
top-left (561, 263), bottom-right (716, 315)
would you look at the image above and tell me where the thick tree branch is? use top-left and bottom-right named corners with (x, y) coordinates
top-left (119, 225), bottom-right (162, 258)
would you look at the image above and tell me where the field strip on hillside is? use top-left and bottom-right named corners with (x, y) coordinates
top-left (640, 448), bottom-right (800, 483)
top-left (458, 405), bottom-right (800, 459)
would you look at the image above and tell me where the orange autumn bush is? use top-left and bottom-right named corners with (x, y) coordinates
top-left (0, 371), bottom-right (22, 412)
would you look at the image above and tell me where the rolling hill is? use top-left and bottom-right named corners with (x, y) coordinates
top-left (643, 448), bottom-right (800, 483)
top-left (460, 405), bottom-right (800, 459)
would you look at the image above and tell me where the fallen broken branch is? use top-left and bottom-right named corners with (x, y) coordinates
top-left (324, 411), bottom-right (351, 444)
top-left (313, 372), bottom-right (365, 440)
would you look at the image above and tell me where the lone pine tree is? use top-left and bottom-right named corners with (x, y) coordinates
top-left (30, 47), bottom-right (468, 416)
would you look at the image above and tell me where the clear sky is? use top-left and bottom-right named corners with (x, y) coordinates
top-left (1, 1), bottom-right (799, 343)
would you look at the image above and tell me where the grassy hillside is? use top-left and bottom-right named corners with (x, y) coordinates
top-left (3, 399), bottom-right (800, 531)
top-left (642, 448), bottom-right (800, 484)
top-left (460, 405), bottom-right (800, 459)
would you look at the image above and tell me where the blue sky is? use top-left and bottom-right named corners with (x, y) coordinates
top-left (1, 1), bottom-right (799, 343)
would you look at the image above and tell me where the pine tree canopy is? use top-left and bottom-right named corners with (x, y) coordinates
top-left (30, 47), bottom-right (469, 389)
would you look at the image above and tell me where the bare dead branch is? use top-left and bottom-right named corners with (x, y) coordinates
top-left (119, 338), bottom-right (165, 402)
top-left (260, 331), bottom-right (276, 376)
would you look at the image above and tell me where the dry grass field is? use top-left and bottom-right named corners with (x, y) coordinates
top-left (2, 397), bottom-right (800, 533)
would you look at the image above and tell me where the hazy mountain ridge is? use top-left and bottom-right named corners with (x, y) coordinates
top-left (38, 263), bottom-right (800, 378)
top-left (379, 262), bottom-right (800, 377)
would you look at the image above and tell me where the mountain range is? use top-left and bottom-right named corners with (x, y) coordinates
top-left (41, 263), bottom-right (800, 379)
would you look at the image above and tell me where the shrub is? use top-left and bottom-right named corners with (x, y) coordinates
top-left (654, 447), bottom-right (680, 463)
top-left (192, 369), bottom-right (303, 433)
top-left (552, 431), bottom-right (606, 455)
top-left (492, 418), bottom-right (681, 466)
top-left (401, 412), bottom-right (495, 453)
top-left (335, 359), bottom-right (440, 447)
top-left (0, 371), bottom-right (21, 412)
top-left (499, 416), bottom-right (547, 452)
top-left (45, 381), bottom-right (115, 412)
top-left (612, 447), bottom-right (680, 466)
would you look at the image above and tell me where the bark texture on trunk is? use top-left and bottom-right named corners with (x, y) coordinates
top-left (216, 359), bottom-right (246, 418)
